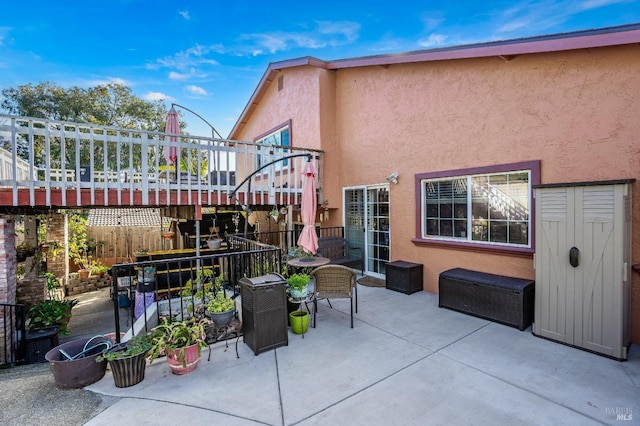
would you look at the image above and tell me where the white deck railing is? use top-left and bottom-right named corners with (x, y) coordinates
top-left (0, 114), bottom-right (322, 207)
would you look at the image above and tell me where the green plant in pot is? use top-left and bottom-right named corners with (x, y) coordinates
top-left (287, 273), bottom-right (310, 299)
top-left (181, 268), bottom-right (215, 318)
top-left (28, 298), bottom-right (79, 335)
top-left (90, 259), bottom-right (109, 277)
top-left (148, 317), bottom-right (210, 375)
top-left (206, 273), bottom-right (235, 326)
top-left (97, 333), bottom-right (151, 388)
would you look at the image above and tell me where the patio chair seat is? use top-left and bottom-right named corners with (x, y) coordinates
top-left (311, 265), bottom-right (357, 328)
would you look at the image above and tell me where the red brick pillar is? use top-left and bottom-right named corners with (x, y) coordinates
top-left (0, 216), bottom-right (17, 305)
top-left (0, 216), bottom-right (17, 365)
top-left (45, 213), bottom-right (67, 288)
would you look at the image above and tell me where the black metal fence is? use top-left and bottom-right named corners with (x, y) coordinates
top-left (110, 235), bottom-right (283, 340)
top-left (250, 226), bottom-right (344, 253)
top-left (1, 303), bottom-right (26, 368)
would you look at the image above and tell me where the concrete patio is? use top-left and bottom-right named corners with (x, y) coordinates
top-left (84, 283), bottom-right (639, 425)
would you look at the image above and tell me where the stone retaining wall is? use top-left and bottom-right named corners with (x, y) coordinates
top-left (66, 275), bottom-right (111, 296)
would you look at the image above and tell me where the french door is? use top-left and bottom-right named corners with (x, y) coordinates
top-left (344, 185), bottom-right (390, 278)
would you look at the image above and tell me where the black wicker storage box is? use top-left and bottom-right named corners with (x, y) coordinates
top-left (25, 326), bottom-right (59, 364)
top-left (240, 273), bottom-right (288, 355)
top-left (386, 261), bottom-right (423, 294)
top-left (438, 268), bottom-right (534, 331)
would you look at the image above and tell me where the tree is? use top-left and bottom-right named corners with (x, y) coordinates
top-left (0, 82), bottom-right (185, 169)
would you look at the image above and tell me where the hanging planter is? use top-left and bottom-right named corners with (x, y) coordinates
top-left (161, 231), bottom-right (175, 240)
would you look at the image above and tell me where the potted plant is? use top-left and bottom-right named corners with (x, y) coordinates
top-left (148, 317), bottom-right (210, 375)
top-left (287, 273), bottom-right (310, 299)
top-left (96, 333), bottom-right (151, 388)
top-left (90, 259), bottom-right (109, 277)
top-left (28, 298), bottom-right (79, 335)
top-left (205, 273), bottom-right (235, 326)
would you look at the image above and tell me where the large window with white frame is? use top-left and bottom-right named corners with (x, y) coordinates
top-left (255, 124), bottom-right (290, 169)
top-left (418, 161), bottom-right (540, 249)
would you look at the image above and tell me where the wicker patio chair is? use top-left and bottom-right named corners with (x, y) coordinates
top-left (310, 265), bottom-right (357, 328)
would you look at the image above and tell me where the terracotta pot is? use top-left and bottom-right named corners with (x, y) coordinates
top-left (166, 342), bottom-right (202, 375)
top-left (161, 231), bottom-right (175, 240)
top-left (78, 269), bottom-right (90, 279)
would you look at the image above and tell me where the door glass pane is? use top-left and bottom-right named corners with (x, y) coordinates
top-left (344, 188), bottom-right (365, 255)
top-left (367, 186), bottom-right (389, 275)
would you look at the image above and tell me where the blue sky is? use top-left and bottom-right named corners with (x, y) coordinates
top-left (1, 0), bottom-right (639, 138)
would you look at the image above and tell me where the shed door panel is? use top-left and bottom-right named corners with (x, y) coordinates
top-left (576, 186), bottom-right (618, 356)
top-left (534, 188), bottom-right (572, 343)
top-left (535, 184), bottom-right (626, 358)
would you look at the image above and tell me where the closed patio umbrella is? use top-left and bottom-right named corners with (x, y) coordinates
top-left (297, 160), bottom-right (318, 254)
top-left (164, 106), bottom-right (179, 165)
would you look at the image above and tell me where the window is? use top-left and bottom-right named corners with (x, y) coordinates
top-left (417, 161), bottom-right (540, 250)
top-left (255, 123), bottom-right (290, 169)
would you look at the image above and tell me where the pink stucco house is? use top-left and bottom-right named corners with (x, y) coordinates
top-left (229, 24), bottom-right (640, 350)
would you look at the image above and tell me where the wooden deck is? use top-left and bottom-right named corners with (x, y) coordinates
top-left (0, 114), bottom-right (323, 210)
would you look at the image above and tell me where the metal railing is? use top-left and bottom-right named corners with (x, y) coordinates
top-left (109, 228), bottom-right (348, 340)
top-left (110, 235), bottom-right (283, 340)
top-left (0, 303), bottom-right (26, 368)
top-left (0, 114), bottom-right (323, 208)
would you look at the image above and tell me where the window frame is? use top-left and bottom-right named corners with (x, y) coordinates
top-left (413, 160), bottom-right (540, 255)
top-left (253, 120), bottom-right (291, 171)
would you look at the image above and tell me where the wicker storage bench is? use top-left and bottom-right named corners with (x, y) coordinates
top-left (438, 268), bottom-right (534, 331)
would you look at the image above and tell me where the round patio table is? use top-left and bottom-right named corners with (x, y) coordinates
top-left (286, 256), bottom-right (330, 269)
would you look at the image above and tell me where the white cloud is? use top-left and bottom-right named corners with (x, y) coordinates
top-left (579, 0), bottom-right (626, 10)
top-left (315, 21), bottom-right (360, 43)
top-left (186, 85), bottom-right (208, 96)
top-left (151, 43), bottom-right (222, 71)
top-left (493, 0), bottom-right (628, 36)
top-left (178, 10), bottom-right (190, 20)
top-left (169, 71), bottom-right (188, 81)
top-left (417, 33), bottom-right (448, 48)
top-left (237, 20), bottom-right (360, 55)
top-left (144, 92), bottom-right (174, 101)
top-left (168, 67), bottom-right (207, 81)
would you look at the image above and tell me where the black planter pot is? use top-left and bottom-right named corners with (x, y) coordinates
top-left (108, 351), bottom-right (147, 388)
top-left (287, 299), bottom-right (301, 325)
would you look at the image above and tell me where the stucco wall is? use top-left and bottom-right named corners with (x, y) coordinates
top-left (332, 45), bottom-right (640, 341)
top-left (234, 66), bottom-right (343, 225)
top-left (232, 44), bottom-right (640, 343)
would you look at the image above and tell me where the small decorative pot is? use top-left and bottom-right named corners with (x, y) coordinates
top-left (289, 311), bottom-right (310, 334)
top-left (166, 342), bottom-right (202, 375)
top-left (288, 285), bottom-right (309, 300)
